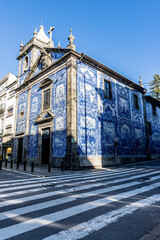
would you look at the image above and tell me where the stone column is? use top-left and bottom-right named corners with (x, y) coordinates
top-left (65, 56), bottom-right (79, 170)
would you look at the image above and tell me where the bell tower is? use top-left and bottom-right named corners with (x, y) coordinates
top-left (17, 25), bottom-right (55, 86)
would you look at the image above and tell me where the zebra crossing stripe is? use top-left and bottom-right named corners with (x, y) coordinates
top-left (0, 167), bottom-right (143, 188)
top-left (0, 168), bottom-right (130, 187)
top-left (54, 169), bottom-right (151, 188)
top-left (0, 172), bottom-right (160, 221)
top-left (0, 168), bottom-right (155, 199)
top-left (44, 193), bottom-right (160, 240)
top-left (0, 168), bottom-right (149, 192)
top-left (0, 167), bottom-right (142, 185)
top-left (0, 181), bottom-right (160, 239)
top-left (0, 169), bottom-right (159, 207)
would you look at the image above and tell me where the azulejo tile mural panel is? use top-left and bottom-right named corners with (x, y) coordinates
top-left (14, 90), bottom-right (28, 157)
top-left (51, 52), bottom-right (65, 63)
top-left (77, 62), bottom-right (147, 157)
top-left (16, 91), bottom-right (28, 134)
top-left (146, 100), bottom-right (160, 155)
top-left (50, 67), bottom-right (67, 157)
top-left (77, 62), bottom-right (99, 156)
top-left (27, 67), bottom-right (67, 159)
top-left (28, 83), bottom-right (41, 158)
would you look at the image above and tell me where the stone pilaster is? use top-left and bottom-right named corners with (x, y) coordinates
top-left (65, 56), bottom-right (79, 170)
top-left (18, 59), bottom-right (21, 78)
top-left (13, 94), bottom-right (18, 161)
top-left (30, 47), bottom-right (39, 68)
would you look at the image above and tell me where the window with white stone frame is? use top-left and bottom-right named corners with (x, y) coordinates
top-left (39, 78), bottom-right (53, 112)
top-left (133, 94), bottom-right (139, 110)
top-left (6, 107), bottom-right (13, 117)
top-left (43, 88), bottom-right (51, 111)
top-left (104, 79), bottom-right (112, 100)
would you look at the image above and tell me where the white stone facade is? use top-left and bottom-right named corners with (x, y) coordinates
top-left (0, 73), bottom-right (17, 160)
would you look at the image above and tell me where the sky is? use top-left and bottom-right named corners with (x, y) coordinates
top-left (0, 0), bottom-right (160, 92)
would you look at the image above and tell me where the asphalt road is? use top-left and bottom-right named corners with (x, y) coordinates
top-left (0, 161), bottom-right (160, 240)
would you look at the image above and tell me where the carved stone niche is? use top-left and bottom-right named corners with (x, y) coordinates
top-left (39, 78), bottom-right (53, 89)
top-left (40, 53), bottom-right (52, 70)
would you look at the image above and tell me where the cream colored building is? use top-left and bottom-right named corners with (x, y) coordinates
top-left (0, 73), bottom-right (17, 160)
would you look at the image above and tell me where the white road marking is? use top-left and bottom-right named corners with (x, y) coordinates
top-left (0, 170), bottom-right (158, 207)
top-left (0, 181), bottom-right (160, 239)
top-left (0, 168), bottom-right (148, 193)
top-left (0, 167), bottom-right (142, 185)
top-left (0, 168), bottom-right (149, 198)
top-left (45, 193), bottom-right (160, 240)
top-left (0, 172), bottom-right (159, 221)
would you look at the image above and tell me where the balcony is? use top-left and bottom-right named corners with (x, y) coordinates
top-left (0, 103), bottom-right (6, 113)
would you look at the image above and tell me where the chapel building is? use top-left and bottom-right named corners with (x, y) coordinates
top-left (13, 25), bottom-right (160, 169)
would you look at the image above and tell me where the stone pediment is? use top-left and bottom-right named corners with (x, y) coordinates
top-left (35, 111), bottom-right (55, 124)
top-left (39, 78), bottom-right (53, 88)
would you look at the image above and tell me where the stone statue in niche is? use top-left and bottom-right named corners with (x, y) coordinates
top-left (41, 55), bottom-right (48, 70)
top-left (23, 56), bottom-right (29, 73)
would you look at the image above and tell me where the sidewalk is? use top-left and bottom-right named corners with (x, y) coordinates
top-left (139, 223), bottom-right (160, 240)
top-left (1, 159), bottom-right (160, 177)
top-left (0, 161), bottom-right (74, 177)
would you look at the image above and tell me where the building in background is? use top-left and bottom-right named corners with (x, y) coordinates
top-left (13, 25), bottom-right (160, 169)
top-left (0, 73), bottom-right (17, 161)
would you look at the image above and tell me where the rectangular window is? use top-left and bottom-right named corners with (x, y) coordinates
top-left (6, 107), bottom-right (13, 117)
top-left (133, 94), bottom-right (139, 110)
top-left (5, 125), bottom-right (12, 135)
top-left (147, 122), bottom-right (152, 136)
top-left (104, 79), bottom-right (112, 100)
top-left (43, 89), bottom-right (50, 110)
top-left (152, 104), bottom-right (156, 116)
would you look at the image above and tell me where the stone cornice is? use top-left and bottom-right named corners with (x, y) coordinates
top-left (145, 95), bottom-right (160, 107)
top-left (0, 73), bottom-right (10, 84)
top-left (0, 91), bottom-right (7, 98)
top-left (15, 48), bottom-right (145, 94)
top-left (79, 53), bottom-right (146, 94)
top-left (15, 51), bottom-right (73, 92)
top-left (6, 80), bottom-right (17, 90)
top-left (17, 38), bottom-right (44, 60)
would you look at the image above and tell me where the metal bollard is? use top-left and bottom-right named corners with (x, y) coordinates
top-left (0, 161), bottom-right (2, 170)
top-left (48, 162), bottom-right (51, 172)
top-left (5, 159), bottom-right (8, 168)
top-left (10, 160), bottom-right (13, 168)
top-left (24, 161), bottom-right (26, 171)
top-left (31, 162), bottom-right (34, 172)
top-left (16, 161), bottom-right (19, 170)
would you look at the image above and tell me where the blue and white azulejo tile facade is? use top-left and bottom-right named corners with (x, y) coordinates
top-left (77, 61), bottom-right (147, 158)
top-left (145, 100), bottom-right (160, 156)
top-left (28, 83), bottom-right (41, 158)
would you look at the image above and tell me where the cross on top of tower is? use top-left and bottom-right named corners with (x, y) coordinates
top-left (47, 26), bottom-right (55, 42)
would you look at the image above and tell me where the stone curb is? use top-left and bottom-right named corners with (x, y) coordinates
top-left (139, 224), bottom-right (160, 240)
